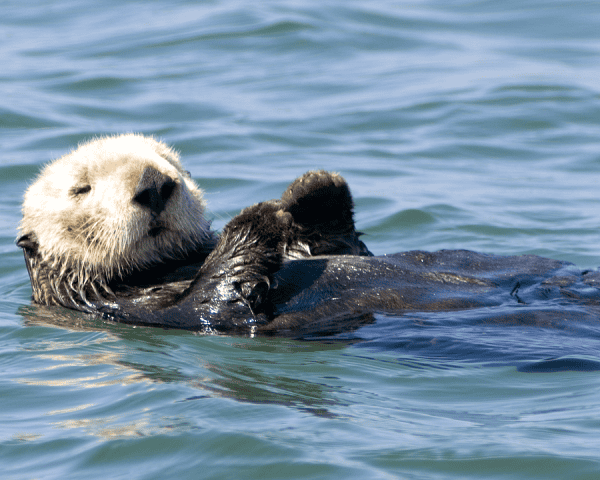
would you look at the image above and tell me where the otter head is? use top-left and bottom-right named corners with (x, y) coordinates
top-left (18, 134), bottom-right (214, 310)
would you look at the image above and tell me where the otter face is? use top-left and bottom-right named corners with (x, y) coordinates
top-left (18, 134), bottom-right (214, 307)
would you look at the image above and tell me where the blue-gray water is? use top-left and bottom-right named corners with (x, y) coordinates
top-left (3, 1), bottom-right (600, 478)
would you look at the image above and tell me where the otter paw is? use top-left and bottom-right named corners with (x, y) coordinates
top-left (226, 200), bottom-right (292, 244)
top-left (279, 170), bottom-right (372, 257)
top-left (280, 170), bottom-right (354, 231)
top-left (202, 200), bottom-right (291, 285)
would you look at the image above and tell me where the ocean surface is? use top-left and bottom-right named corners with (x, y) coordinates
top-left (2, 0), bottom-right (600, 478)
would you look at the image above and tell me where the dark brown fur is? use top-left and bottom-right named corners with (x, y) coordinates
top-left (96, 192), bottom-right (600, 336)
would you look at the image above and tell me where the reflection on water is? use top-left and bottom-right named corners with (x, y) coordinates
top-left (18, 303), bottom-right (350, 423)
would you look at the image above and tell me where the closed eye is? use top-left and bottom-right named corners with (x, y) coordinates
top-left (71, 185), bottom-right (91, 196)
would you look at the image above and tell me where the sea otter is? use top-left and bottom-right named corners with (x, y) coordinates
top-left (17, 134), bottom-right (370, 314)
top-left (19, 135), bottom-right (600, 335)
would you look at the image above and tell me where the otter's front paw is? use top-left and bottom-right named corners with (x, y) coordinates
top-left (222, 200), bottom-right (292, 248)
top-left (187, 201), bottom-right (291, 317)
top-left (280, 170), bottom-right (372, 257)
top-left (280, 170), bottom-right (354, 232)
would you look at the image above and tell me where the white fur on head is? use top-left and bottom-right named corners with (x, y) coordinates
top-left (19, 134), bottom-right (212, 294)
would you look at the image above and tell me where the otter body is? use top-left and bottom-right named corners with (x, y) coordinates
top-left (96, 202), bottom-right (600, 335)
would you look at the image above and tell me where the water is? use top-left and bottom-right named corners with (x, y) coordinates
top-left (2, 0), bottom-right (600, 478)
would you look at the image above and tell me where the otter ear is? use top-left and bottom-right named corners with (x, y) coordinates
top-left (16, 233), bottom-right (39, 253)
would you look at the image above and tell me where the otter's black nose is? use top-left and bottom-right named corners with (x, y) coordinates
top-left (133, 166), bottom-right (177, 215)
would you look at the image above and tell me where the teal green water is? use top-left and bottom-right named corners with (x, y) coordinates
top-left (3, 1), bottom-right (600, 478)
